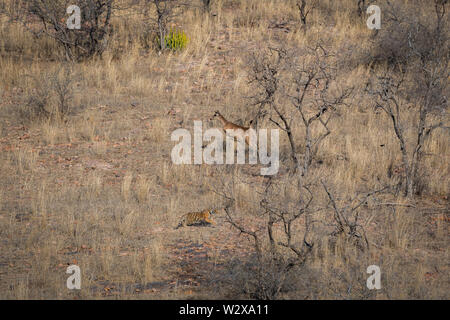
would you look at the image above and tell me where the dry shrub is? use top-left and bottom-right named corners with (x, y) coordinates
top-left (16, 66), bottom-right (77, 124)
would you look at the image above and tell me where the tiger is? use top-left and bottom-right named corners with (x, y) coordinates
top-left (175, 209), bottom-right (217, 229)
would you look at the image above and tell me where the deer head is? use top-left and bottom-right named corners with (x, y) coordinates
top-left (209, 110), bottom-right (221, 121)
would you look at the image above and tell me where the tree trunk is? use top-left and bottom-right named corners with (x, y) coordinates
top-left (303, 124), bottom-right (312, 176)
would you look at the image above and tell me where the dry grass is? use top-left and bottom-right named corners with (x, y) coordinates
top-left (0, 0), bottom-right (448, 299)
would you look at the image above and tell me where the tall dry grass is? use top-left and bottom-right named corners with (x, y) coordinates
top-left (0, 0), bottom-right (448, 299)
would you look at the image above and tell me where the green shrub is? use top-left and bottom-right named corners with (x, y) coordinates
top-left (158, 28), bottom-right (189, 51)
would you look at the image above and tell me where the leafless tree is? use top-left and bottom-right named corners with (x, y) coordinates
top-left (213, 44), bottom-right (356, 298)
top-left (3, 0), bottom-right (114, 61)
top-left (367, 0), bottom-right (449, 197)
top-left (248, 45), bottom-right (352, 176)
top-left (210, 172), bottom-right (314, 299)
top-left (296, 0), bottom-right (317, 26)
top-left (139, 0), bottom-right (188, 50)
top-left (322, 182), bottom-right (388, 251)
top-left (290, 47), bottom-right (352, 176)
top-left (213, 169), bottom-right (385, 298)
